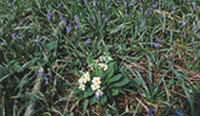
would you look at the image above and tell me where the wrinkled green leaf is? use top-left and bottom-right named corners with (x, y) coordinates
top-left (111, 77), bottom-right (129, 87)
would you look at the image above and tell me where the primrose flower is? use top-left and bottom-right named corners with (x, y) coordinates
top-left (78, 77), bottom-right (87, 84)
top-left (98, 63), bottom-right (108, 71)
top-left (79, 84), bottom-right (85, 91)
top-left (91, 84), bottom-right (100, 91)
top-left (99, 56), bottom-right (106, 62)
top-left (84, 72), bottom-right (90, 82)
top-left (108, 56), bottom-right (113, 61)
top-left (95, 89), bottom-right (103, 99)
top-left (92, 77), bottom-right (101, 85)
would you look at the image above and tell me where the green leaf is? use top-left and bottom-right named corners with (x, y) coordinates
top-left (86, 55), bottom-right (93, 65)
top-left (111, 77), bottom-right (129, 87)
top-left (129, 78), bottom-right (142, 88)
top-left (46, 41), bottom-right (57, 50)
top-left (111, 89), bottom-right (119, 96)
top-left (82, 99), bottom-right (89, 116)
top-left (84, 88), bottom-right (94, 98)
top-left (71, 88), bottom-right (81, 94)
top-left (90, 96), bottom-right (99, 105)
top-left (106, 74), bottom-right (122, 84)
top-left (110, 24), bottom-right (125, 34)
top-left (100, 95), bottom-right (107, 104)
top-left (106, 62), bottom-right (115, 79)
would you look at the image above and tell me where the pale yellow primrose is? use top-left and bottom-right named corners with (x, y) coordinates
top-left (98, 63), bottom-right (108, 71)
top-left (84, 72), bottom-right (90, 82)
top-left (79, 84), bottom-right (85, 91)
top-left (78, 77), bottom-right (87, 84)
top-left (92, 77), bottom-right (101, 85)
top-left (91, 84), bottom-right (100, 91)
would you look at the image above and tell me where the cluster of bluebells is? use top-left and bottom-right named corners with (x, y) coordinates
top-left (85, 38), bottom-right (91, 45)
top-left (192, 2), bottom-right (197, 11)
top-left (11, 33), bottom-right (21, 40)
top-left (101, 13), bottom-right (110, 26)
top-left (146, 8), bottom-right (151, 15)
top-left (78, 55), bottom-right (113, 99)
top-left (74, 15), bottom-right (80, 30)
top-left (47, 12), bottom-right (53, 22)
top-left (140, 20), bottom-right (147, 31)
top-left (93, 1), bottom-right (97, 7)
top-left (154, 38), bottom-right (162, 48)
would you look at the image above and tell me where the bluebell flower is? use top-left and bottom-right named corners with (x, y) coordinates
top-left (85, 38), bottom-right (91, 45)
top-left (124, 1), bottom-right (127, 8)
top-left (102, 13), bottom-right (110, 26)
top-left (142, 82), bottom-right (146, 88)
top-left (192, 26), bottom-right (198, 33)
top-left (141, 20), bottom-right (146, 30)
top-left (93, 1), bottom-right (97, 7)
top-left (11, 33), bottom-right (17, 40)
top-left (175, 110), bottom-right (183, 116)
top-left (187, 0), bottom-right (190, 4)
top-left (60, 15), bottom-right (67, 25)
top-left (156, 38), bottom-right (162, 43)
top-left (47, 12), bottom-right (53, 21)
top-left (38, 68), bottom-right (44, 75)
top-left (146, 8), bottom-right (151, 15)
top-left (182, 20), bottom-right (187, 26)
top-left (84, 0), bottom-right (88, 4)
top-left (125, 11), bottom-right (129, 17)
top-left (154, 43), bottom-right (160, 48)
top-left (129, 0), bottom-right (136, 6)
top-left (11, 33), bottom-right (20, 40)
top-left (154, 38), bottom-right (162, 48)
top-left (141, 20), bottom-right (146, 27)
top-left (44, 77), bottom-right (49, 85)
top-left (171, 7), bottom-right (176, 14)
top-left (153, 4), bottom-right (158, 9)
top-left (74, 15), bottom-right (79, 23)
top-left (66, 24), bottom-right (72, 33)
top-left (58, 3), bottom-right (63, 8)
top-left (140, 7), bottom-right (144, 12)
top-left (102, 14), bottom-right (107, 20)
top-left (33, 35), bottom-right (42, 43)
top-left (75, 23), bottom-right (80, 30)
top-left (192, 2), bottom-right (197, 11)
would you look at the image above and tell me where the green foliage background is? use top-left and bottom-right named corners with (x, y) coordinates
top-left (0, 0), bottom-right (200, 116)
